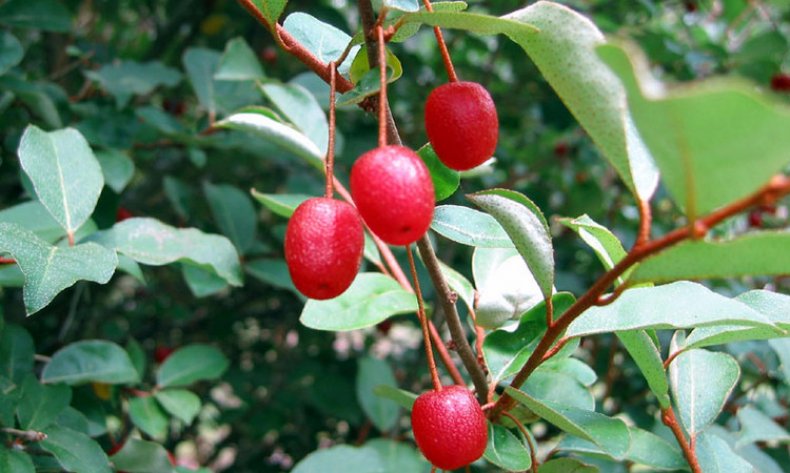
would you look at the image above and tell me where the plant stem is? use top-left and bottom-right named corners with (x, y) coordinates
top-left (1, 427), bottom-right (47, 442)
top-left (421, 0), bottom-right (458, 82)
top-left (376, 25), bottom-right (388, 148)
top-left (490, 174), bottom-right (790, 418)
top-left (325, 63), bottom-right (337, 198)
top-left (661, 407), bottom-right (703, 473)
top-left (0, 257), bottom-right (15, 264)
top-left (417, 236), bottom-right (489, 403)
top-left (502, 411), bottom-right (539, 473)
top-left (407, 245), bottom-right (443, 392)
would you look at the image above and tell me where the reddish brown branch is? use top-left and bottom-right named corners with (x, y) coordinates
top-left (662, 407), bottom-right (702, 473)
top-left (0, 257), bottom-right (15, 264)
top-left (421, 0), bottom-right (458, 82)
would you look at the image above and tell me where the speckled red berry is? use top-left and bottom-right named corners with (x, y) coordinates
top-left (284, 197), bottom-right (364, 299)
top-left (771, 73), bottom-right (790, 92)
top-left (350, 145), bottom-right (434, 245)
top-left (425, 81), bottom-right (498, 171)
top-left (411, 386), bottom-right (488, 470)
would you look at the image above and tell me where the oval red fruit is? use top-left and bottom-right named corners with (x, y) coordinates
top-left (285, 197), bottom-right (364, 300)
top-left (425, 81), bottom-right (498, 171)
top-left (350, 145), bottom-right (435, 245)
top-left (771, 73), bottom-right (790, 92)
top-left (411, 386), bottom-right (488, 470)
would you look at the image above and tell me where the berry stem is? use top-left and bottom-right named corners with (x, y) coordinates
top-left (407, 244), bottom-right (443, 392)
top-left (325, 62), bottom-right (338, 198)
top-left (422, 0), bottom-right (458, 82)
top-left (376, 25), bottom-right (388, 148)
top-left (0, 257), bottom-right (15, 264)
top-left (502, 411), bottom-right (539, 473)
top-left (662, 407), bottom-right (703, 473)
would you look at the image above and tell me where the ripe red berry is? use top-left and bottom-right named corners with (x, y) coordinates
top-left (411, 386), bottom-right (488, 470)
top-left (350, 145), bottom-right (435, 245)
top-left (116, 207), bottom-right (133, 222)
top-left (425, 81), bottom-right (498, 171)
top-left (771, 73), bottom-right (790, 92)
top-left (154, 346), bottom-right (174, 364)
top-left (284, 197), bottom-right (364, 299)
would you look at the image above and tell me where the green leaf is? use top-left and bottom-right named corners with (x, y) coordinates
top-left (126, 339), bottom-right (146, 381)
top-left (617, 330), bottom-right (670, 408)
top-left (468, 189), bottom-right (553, 299)
top-left (251, 191), bottom-right (311, 218)
top-left (401, 4), bottom-right (656, 199)
top-left (0, 31), bottom-right (23, 75)
top-left (182, 264), bottom-right (228, 298)
top-left (685, 290), bottom-right (790, 349)
top-left (736, 405), bottom-right (790, 447)
top-left (365, 439), bottom-right (431, 473)
top-left (282, 12), bottom-right (358, 75)
top-left (566, 281), bottom-right (776, 338)
top-left (249, 0), bottom-right (287, 27)
top-left (0, 223), bottom-right (117, 315)
top-left (156, 344), bottom-right (229, 388)
top-left (41, 340), bottom-right (140, 385)
top-left (599, 41), bottom-right (790, 216)
top-left (92, 217), bottom-right (242, 287)
top-left (0, 201), bottom-right (64, 243)
top-left (95, 149), bottom-right (134, 194)
top-left (300, 273), bottom-right (417, 331)
top-left (525, 369), bottom-right (593, 411)
top-left (356, 357), bottom-right (398, 432)
top-left (384, 0), bottom-right (419, 12)
top-left (0, 448), bottom-right (34, 473)
top-left (245, 257), bottom-right (301, 296)
top-left (261, 82), bottom-right (329, 155)
top-left (506, 387), bottom-right (630, 459)
top-left (431, 205), bottom-right (513, 248)
top-left (340, 46), bottom-right (403, 105)
top-left (559, 214), bottom-right (631, 283)
top-left (0, 324), bottom-right (34, 384)
top-left (625, 426), bottom-right (687, 470)
top-left (538, 458), bottom-right (598, 473)
top-left (128, 396), bottom-right (168, 439)
top-left (183, 48), bottom-right (220, 116)
top-left (0, 0), bottom-right (72, 32)
top-left (203, 182), bottom-right (258, 255)
top-left (292, 444), bottom-right (383, 473)
top-left (0, 75), bottom-right (62, 128)
top-left (163, 176), bottom-right (193, 221)
top-left (110, 438), bottom-right (175, 473)
top-left (483, 293), bottom-right (575, 382)
top-left (630, 233), bottom-right (790, 284)
top-left (695, 430), bottom-right (753, 473)
top-left (18, 126), bottom-right (104, 236)
top-left (217, 110), bottom-right (323, 170)
top-left (85, 61), bottom-right (181, 108)
top-left (16, 376), bottom-right (71, 430)
top-left (483, 423), bottom-right (532, 471)
top-left (41, 424), bottom-right (111, 473)
top-left (472, 247), bottom-right (545, 329)
top-left (215, 37), bottom-right (265, 81)
top-left (372, 385), bottom-right (417, 411)
top-left (155, 389), bottom-right (201, 425)
top-left (668, 335), bottom-right (740, 437)
top-left (417, 144), bottom-right (459, 202)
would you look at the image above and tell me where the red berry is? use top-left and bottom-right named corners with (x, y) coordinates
top-left (411, 386), bottom-right (488, 470)
top-left (425, 81), bottom-right (498, 171)
top-left (771, 73), bottom-right (790, 92)
top-left (748, 210), bottom-right (763, 228)
top-left (284, 197), bottom-right (364, 299)
top-left (351, 145), bottom-right (435, 245)
top-left (116, 207), bottom-right (133, 222)
top-left (154, 346), bottom-right (174, 364)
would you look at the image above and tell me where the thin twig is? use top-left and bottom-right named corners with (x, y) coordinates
top-left (1, 428), bottom-right (47, 442)
top-left (662, 407), bottom-right (702, 473)
top-left (376, 25), bottom-right (388, 148)
top-left (325, 63), bottom-right (338, 198)
top-left (407, 245), bottom-right (442, 392)
top-left (502, 411), bottom-right (539, 473)
top-left (421, 0), bottom-right (458, 82)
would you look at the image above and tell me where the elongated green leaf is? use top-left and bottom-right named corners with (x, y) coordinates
top-left (217, 111), bottom-right (323, 170)
top-left (250, 0), bottom-right (287, 27)
top-left (356, 357), bottom-right (398, 432)
top-left (483, 423), bottom-right (532, 471)
top-left (526, 369), bottom-right (593, 411)
top-left (215, 37), bottom-right (265, 81)
top-left (417, 144), bottom-right (459, 202)
top-left (91, 217), bottom-right (242, 286)
top-left (85, 61), bottom-right (181, 108)
top-left (110, 438), bottom-right (175, 473)
top-left (183, 48), bottom-right (220, 116)
top-left (245, 257), bottom-right (300, 296)
top-left (385, 0), bottom-right (419, 12)
top-left (599, 41), bottom-right (790, 216)
top-left (431, 205), bottom-right (513, 248)
top-left (469, 189), bottom-right (553, 299)
top-left (630, 233), bottom-right (790, 284)
top-left (560, 214), bottom-right (631, 284)
top-left (0, 31), bottom-right (23, 75)
top-left (251, 191), bottom-right (310, 218)
top-left (204, 182), bottom-right (258, 255)
top-left (617, 330), bottom-right (670, 408)
top-left (41, 425), bottom-right (112, 473)
top-left (736, 405), bottom-right (790, 447)
top-left (695, 430), bottom-right (753, 473)
top-left (372, 385), bottom-right (417, 411)
top-left (566, 281), bottom-right (776, 338)
top-left (282, 13), bottom-right (358, 75)
top-left (300, 273), bottom-right (417, 331)
top-left (0, 324), bottom-right (34, 384)
top-left (261, 82), bottom-right (328, 155)
top-left (129, 396), bottom-right (168, 439)
top-left (18, 126), bottom-right (103, 236)
top-left (182, 263), bottom-right (228, 298)
top-left (506, 387), bottom-right (630, 458)
top-left (292, 445), bottom-right (383, 472)
top-left (17, 376), bottom-right (71, 430)
top-left (538, 458), bottom-right (598, 473)
top-left (156, 344), bottom-right (229, 388)
top-left (685, 290), bottom-right (790, 349)
top-left (0, 223), bottom-right (117, 315)
top-left (155, 389), bottom-right (201, 425)
top-left (0, 201), bottom-right (65, 243)
top-left (0, 0), bottom-right (72, 32)
top-left (0, 448), bottom-right (34, 473)
top-left (402, 9), bottom-right (537, 36)
top-left (95, 149), bottom-right (134, 193)
top-left (42, 340), bottom-right (139, 385)
top-left (365, 438), bottom-right (431, 473)
top-left (339, 46), bottom-right (403, 106)
top-left (668, 335), bottom-right (740, 436)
